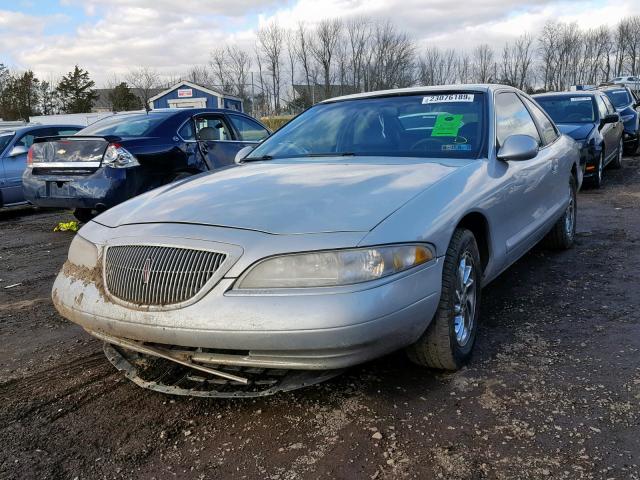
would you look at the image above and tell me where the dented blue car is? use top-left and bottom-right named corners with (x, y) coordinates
top-left (22, 108), bottom-right (270, 222)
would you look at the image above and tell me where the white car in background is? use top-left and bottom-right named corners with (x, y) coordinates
top-left (611, 76), bottom-right (640, 92)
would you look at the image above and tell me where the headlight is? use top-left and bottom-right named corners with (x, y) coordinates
top-left (236, 244), bottom-right (434, 289)
top-left (620, 114), bottom-right (634, 122)
top-left (68, 234), bottom-right (99, 268)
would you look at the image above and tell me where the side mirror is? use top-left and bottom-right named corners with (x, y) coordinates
top-left (234, 145), bottom-right (255, 164)
top-left (601, 113), bottom-right (619, 125)
top-left (497, 134), bottom-right (539, 162)
top-left (9, 145), bottom-right (28, 157)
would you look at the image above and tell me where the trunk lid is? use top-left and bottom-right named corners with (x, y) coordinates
top-left (30, 135), bottom-right (120, 171)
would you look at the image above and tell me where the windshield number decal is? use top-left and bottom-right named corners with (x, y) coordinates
top-left (570, 97), bottom-right (591, 102)
top-left (423, 94), bottom-right (474, 104)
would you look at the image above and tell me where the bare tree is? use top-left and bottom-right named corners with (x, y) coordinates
top-left (256, 21), bottom-right (284, 114)
top-left (472, 44), bottom-right (495, 83)
top-left (419, 47), bottom-right (457, 86)
top-left (345, 17), bottom-right (370, 92)
top-left (501, 34), bottom-right (534, 90)
top-left (310, 18), bottom-right (342, 99)
top-left (294, 22), bottom-right (316, 106)
top-left (365, 21), bottom-right (415, 91)
top-left (125, 67), bottom-right (160, 110)
top-left (185, 65), bottom-right (214, 87)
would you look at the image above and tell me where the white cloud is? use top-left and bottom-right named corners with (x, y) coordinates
top-left (1, 0), bottom-right (639, 86)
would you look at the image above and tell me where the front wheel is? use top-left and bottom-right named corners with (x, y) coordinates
top-left (542, 176), bottom-right (577, 250)
top-left (406, 228), bottom-right (482, 370)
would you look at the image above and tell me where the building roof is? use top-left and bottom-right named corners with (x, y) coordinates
top-left (148, 80), bottom-right (241, 103)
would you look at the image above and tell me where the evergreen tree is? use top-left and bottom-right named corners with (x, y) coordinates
top-left (108, 82), bottom-right (142, 111)
top-left (56, 65), bottom-right (98, 113)
top-left (0, 70), bottom-right (40, 121)
top-left (38, 81), bottom-right (58, 115)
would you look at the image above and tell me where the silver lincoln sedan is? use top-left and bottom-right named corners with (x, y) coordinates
top-left (52, 85), bottom-right (581, 397)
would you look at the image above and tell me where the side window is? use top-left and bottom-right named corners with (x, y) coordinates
top-left (195, 116), bottom-right (232, 141)
top-left (495, 92), bottom-right (541, 147)
top-left (178, 120), bottom-right (196, 141)
top-left (228, 115), bottom-right (269, 142)
top-left (523, 97), bottom-right (558, 146)
top-left (595, 95), bottom-right (608, 118)
top-left (601, 95), bottom-right (616, 115)
top-left (16, 133), bottom-right (36, 148)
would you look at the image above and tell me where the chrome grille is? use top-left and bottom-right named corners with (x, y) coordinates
top-left (104, 245), bottom-right (226, 306)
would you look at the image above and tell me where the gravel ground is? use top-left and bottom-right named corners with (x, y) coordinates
top-left (1, 156), bottom-right (639, 480)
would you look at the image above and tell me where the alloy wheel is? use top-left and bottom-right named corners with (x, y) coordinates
top-left (454, 252), bottom-right (476, 347)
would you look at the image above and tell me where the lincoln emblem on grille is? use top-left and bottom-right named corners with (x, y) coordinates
top-left (142, 258), bottom-right (152, 285)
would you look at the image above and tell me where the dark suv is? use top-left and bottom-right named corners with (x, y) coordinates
top-left (23, 109), bottom-right (270, 221)
top-left (598, 85), bottom-right (640, 154)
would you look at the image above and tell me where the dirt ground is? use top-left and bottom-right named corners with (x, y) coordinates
top-left (1, 156), bottom-right (639, 480)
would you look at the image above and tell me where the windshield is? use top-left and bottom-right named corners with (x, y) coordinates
top-left (78, 113), bottom-right (169, 137)
top-left (534, 96), bottom-right (595, 124)
top-left (247, 93), bottom-right (485, 160)
top-left (0, 132), bottom-right (15, 154)
top-left (603, 89), bottom-right (632, 109)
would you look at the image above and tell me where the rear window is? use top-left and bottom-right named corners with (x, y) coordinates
top-left (247, 93), bottom-right (485, 160)
top-left (78, 114), bottom-right (169, 137)
top-left (603, 89), bottom-right (632, 109)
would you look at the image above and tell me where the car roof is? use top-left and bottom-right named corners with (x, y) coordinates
top-left (140, 107), bottom-right (248, 116)
top-left (598, 85), bottom-right (630, 92)
top-left (533, 91), bottom-right (597, 98)
top-left (320, 83), bottom-right (517, 103)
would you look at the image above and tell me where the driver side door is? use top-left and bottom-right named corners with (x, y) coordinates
top-left (492, 91), bottom-right (557, 264)
top-left (194, 114), bottom-right (256, 169)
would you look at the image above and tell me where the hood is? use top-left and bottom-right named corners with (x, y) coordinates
top-left (557, 123), bottom-right (594, 141)
top-left (95, 158), bottom-right (462, 234)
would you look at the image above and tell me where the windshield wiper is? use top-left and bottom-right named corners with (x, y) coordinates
top-left (301, 152), bottom-right (356, 157)
top-left (243, 154), bottom-right (273, 162)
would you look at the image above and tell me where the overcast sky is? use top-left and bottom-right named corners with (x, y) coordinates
top-left (1, 0), bottom-right (639, 86)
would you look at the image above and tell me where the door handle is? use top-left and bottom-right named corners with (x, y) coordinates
top-left (551, 158), bottom-right (559, 173)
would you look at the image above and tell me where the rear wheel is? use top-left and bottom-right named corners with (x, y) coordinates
top-left (542, 176), bottom-right (577, 250)
top-left (73, 208), bottom-right (95, 223)
top-left (610, 138), bottom-right (623, 169)
top-left (406, 228), bottom-right (482, 370)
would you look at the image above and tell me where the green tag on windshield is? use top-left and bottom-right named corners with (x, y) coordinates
top-left (431, 114), bottom-right (464, 137)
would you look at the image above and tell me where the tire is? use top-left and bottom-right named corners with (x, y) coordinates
top-left (610, 138), bottom-right (623, 169)
top-left (406, 228), bottom-right (482, 370)
top-left (542, 175), bottom-right (577, 250)
top-left (73, 208), bottom-right (95, 223)
top-left (588, 153), bottom-right (604, 189)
